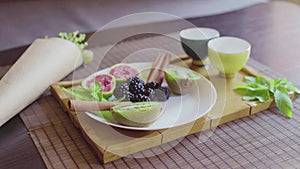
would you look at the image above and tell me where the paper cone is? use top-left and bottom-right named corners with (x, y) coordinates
top-left (0, 37), bottom-right (83, 127)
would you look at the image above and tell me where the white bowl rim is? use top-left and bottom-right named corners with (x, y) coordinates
top-left (208, 36), bottom-right (251, 54)
top-left (180, 27), bottom-right (220, 40)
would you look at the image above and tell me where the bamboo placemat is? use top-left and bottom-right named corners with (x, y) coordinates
top-left (18, 33), bottom-right (300, 168)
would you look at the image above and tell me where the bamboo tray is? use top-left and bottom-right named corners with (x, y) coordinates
top-left (50, 55), bottom-right (288, 163)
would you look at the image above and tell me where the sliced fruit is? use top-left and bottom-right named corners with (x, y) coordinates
top-left (111, 102), bottom-right (162, 127)
top-left (109, 64), bottom-right (139, 83)
top-left (82, 73), bottom-right (116, 99)
top-left (165, 67), bottom-right (202, 94)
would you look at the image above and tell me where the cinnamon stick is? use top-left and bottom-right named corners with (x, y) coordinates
top-left (68, 100), bottom-right (130, 112)
top-left (147, 54), bottom-right (164, 83)
top-left (147, 54), bottom-right (171, 83)
top-left (156, 54), bottom-right (171, 84)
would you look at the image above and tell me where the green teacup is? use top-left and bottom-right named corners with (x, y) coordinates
top-left (180, 27), bottom-right (220, 66)
top-left (208, 37), bottom-right (251, 78)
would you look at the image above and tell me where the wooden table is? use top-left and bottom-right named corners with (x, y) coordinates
top-left (1, 1), bottom-right (300, 168)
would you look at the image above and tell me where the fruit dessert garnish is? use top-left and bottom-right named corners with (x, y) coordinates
top-left (62, 55), bottom-right (175, 127)
top-left (165, 67), bottom-right (202, 94)
top-left (81, 73), bottom-right (116, 99)
top-left (113, 77), bottom-right (170, 102)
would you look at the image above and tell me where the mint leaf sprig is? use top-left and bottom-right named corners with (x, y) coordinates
top-left (235, 76), bottom-right (300, 118)
top-left (62, 82), bottom-right (107, 102)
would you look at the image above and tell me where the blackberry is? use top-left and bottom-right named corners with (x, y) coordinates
top-left (127, 92), bottom-right (134, 100)
top-left (144, 87), bottom-right (154, 96)
top-left (129, 83), bottom-right (145, 95)
top-left (145, 81), bottom-right (160, 89)
top-left (126, 77), bottom-right (146, 95)
top-left (128, 77), bottom-right (145, 86)
top-left (114, 83), bottom-right (129, 98)
top-left (131, 94), bottom-right (151, 102)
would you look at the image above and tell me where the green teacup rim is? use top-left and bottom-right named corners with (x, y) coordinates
top-left (208, 36), bottom-right (251, 55)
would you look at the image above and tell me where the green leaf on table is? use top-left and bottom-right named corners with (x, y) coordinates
top-left (62, 87), bottom-right (94, 101)
top-left (248, 89), bottom-right (270, 102)
top-left (235, 75), bottom-right (299, 118)
top-left (274, 85), bottom-right (293, 118)
top-left (268, 79), bottom-right (276, 93)
top-left (257, 76), bottom-right (268, 84)
top-left (253, 88), bottom-right (271, 102)
top-left (244, 76), bottom-right (257, 83)
top-left (245, 76), bottom-right (268, 85)
top-left (235, 85), bottom-right (270, 102)
top-left (234, 85), bottom-right (253, 95)
top-left (242, 95), bottom-right (256, 101)
top-left (286, 82), bottom-right (300, 94)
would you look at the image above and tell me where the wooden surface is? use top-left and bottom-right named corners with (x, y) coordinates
top-left (1, 1), bottom-right (300, 168)
top-left (50, 55), bottom-right (281, 163)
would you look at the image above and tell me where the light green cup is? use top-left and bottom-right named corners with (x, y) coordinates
top-left (208, 37), bottom-right (251, 78)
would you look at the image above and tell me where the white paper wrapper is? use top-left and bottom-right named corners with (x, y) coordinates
top-left (0, 37), bottom-right (83, 127)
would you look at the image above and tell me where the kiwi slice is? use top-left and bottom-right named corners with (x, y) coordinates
top-left (111, 102), bottom-right (162, 127)
top-left (165, 67), bottom-right (201, 95)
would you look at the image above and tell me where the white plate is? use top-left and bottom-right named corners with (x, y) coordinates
top-left (85, 63), bottom-right (217, 131)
